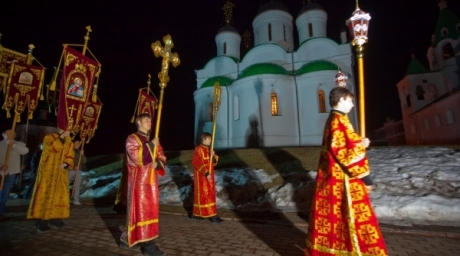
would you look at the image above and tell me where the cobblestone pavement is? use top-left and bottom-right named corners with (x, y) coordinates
top-left (1, 200), bottom-right (459, 256)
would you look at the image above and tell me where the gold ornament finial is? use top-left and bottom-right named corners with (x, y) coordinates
top-left (222, 1), bottom-right (235, 26)
top-left (151, 34), bottom-right (180, 89)
top-left (82, 26), bottom-right (92, 55)
top-left (243, 30), bottom-right (252, 49)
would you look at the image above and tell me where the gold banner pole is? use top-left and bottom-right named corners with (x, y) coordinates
top-left (82, 26), bottom-right (91, 55)
top-left (209, 82), bottom-right (221, 171)
top-left (151, 34), bottom-right (180, 159)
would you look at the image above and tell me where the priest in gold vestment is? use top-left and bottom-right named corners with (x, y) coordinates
top-left (27, 130), bottom-right (74, 233)
top-left (305, 87), bottom-right (388, 256)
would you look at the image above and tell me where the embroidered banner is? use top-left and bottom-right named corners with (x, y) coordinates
top-left (137, 90), bottom-right (157, 119)
top-left (3, 62), bottom-right (44, 119)
top-left (57, 46), bottom-right (99, 132)
top-left (78, 100), bottom-right (102, 143)
top-left (0, 48), bottom-right (27, 95)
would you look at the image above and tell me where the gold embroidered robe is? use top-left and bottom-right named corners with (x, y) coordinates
top-left (27, 133), bottom-right (74, 220)
top-left (125, 133), bottom-right (166, 247)
top-left (305, 110), bottom-right (388, 256)
top-left (192, 144), bottom-right (219, 218)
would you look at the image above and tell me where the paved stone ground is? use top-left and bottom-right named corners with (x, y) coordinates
top-left (1, 199), bottom-right (459, 256)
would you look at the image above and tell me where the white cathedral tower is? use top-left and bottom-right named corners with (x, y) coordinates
top-left (194, 0), bottom-right (358, 148)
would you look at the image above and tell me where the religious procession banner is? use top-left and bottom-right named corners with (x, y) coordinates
top-left (78, 100), bottom-right (102, 143)
top-left (137, 90), bottom-right (157, 118)
top-left (0, 48), bottom-right (27, 95)
top-left (57, 46), bottom-right (99, 132)
top-left (2, 62), bottom-right (44, 120)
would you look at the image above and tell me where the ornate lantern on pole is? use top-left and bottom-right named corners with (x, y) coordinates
top-left (335, 70), bottom-right (348, 87)
top-left (346, 0), bottom-right (371, 137)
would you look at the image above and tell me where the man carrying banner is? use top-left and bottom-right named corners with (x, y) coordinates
top-left (27, 130), bottom-right (74, 232)
top-left (120, 113), bottom-right (166, 256)
top-left (191, 132), bottom-right (223, 223)
top-left (0, 130), bottom-right (29, 220)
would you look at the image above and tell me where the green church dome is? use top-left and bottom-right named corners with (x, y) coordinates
top-left (297, 60), bottom-right (338, 75)
top-left (201, 76), bottom-right (233, 89)
top-left (239, 63), bottom-right (289, 79)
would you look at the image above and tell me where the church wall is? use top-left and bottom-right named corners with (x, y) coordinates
top-left (411, 92), bottom-right (460, 144)
top-left (240, 44), bottom-right (290, 71)
top-left (196, 57), bottom-right (238, 88)
top-left (215, 32), bottom-right (241, 59)
top-left (296, 10), bottom-right (327, 44)
top-left (252, 10), bottom-right (294, 50)
top-left (295, 38), bottom-right (340, 63)
top-left (296, 71), bottom-right (337, 146)
top-left (408, 72), bottom-right (446, 112)
top-left (441, 56), bottom-right (460, 91)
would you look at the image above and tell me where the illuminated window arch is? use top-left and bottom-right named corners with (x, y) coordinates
top-left (271, 92), bottom-right (278, 116)
top-left (268, 24), bottom-right (272, 41)
top-left (318, 90), bottom-right (326, 113)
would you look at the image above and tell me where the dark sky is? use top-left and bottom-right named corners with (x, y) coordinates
top-left (1, 0), bottom-right (459, 156)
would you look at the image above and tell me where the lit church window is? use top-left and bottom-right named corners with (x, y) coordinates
top-left (318, 90), bottom-right (326, 113)
top-left (271, 93), bottom-right (278, 116)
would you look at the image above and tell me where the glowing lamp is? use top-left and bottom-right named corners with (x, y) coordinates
top-left (346, 5), bottom-right (371, 47)
top-left (335, 71), bottom-right (348, 87)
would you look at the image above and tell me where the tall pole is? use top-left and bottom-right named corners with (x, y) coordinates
top-left (356, 45), bottom-right (366, 137)
top-left (346, 1), bottom-right (371, 137)
top-left (209, 82), bottom-right (221, 171)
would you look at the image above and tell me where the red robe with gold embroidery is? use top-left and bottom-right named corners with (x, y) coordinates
top-left (125, 132), bottom-right (166, 247)
top-left (192, 144), bottom-right (219, 218)
top-left (305, 110), bottom-right (388, 256)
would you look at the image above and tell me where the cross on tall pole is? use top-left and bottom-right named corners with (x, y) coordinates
top-left (150, 34), bottom-right (180, 156)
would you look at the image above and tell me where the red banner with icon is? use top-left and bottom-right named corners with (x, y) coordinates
top-left (3, 62), bottom-right (44, 119)
top-left (0, 48), bottom-right (27, 95)
top-left (57, 46), bottom-right (99, 132)
top-left (79, 100), bottom-right (102, 143)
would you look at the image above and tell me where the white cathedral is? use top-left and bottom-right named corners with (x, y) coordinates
top-left (194, 1), bottom-right (359, 149)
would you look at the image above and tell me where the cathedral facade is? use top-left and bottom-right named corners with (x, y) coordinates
top-left (194, 1), bottom-right (358, 149)
top-left (396, 0), bottom-right (460, 145)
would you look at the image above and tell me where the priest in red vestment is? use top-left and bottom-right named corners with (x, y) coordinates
top-left (305, 87), bottom-right (388, 255)
top-left (120, 113), bottom-right (166, 256)
top-left (191, 132), bottom-right (223, 223)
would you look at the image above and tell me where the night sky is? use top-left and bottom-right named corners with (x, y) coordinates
top-left (1, 0), bottom-right (459, 156)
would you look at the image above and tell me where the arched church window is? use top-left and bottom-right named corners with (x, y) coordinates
top-left (318, 90), bottom-right (326, 113)
top-left (308, 23), bottom-right (313, 37)
top-left (283, 24), bottom-right (286, 41)
top-left (446, 109), bottom-right (455, 124)
top-left (271, 93), bottom-right (278, 116)
top-left (234, 95), bottom-right (240, 121)
top-left (268, 24), bottom-right (272, 41)
top-left (441, 28), bottom-right (448, 36)
top-left (442, 43), bottom-right (454, 60)
top-left (223, 42), bottom-right (227, 55)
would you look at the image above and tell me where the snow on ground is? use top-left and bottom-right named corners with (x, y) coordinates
top-left (80, 146), bottom-right (460, 227)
